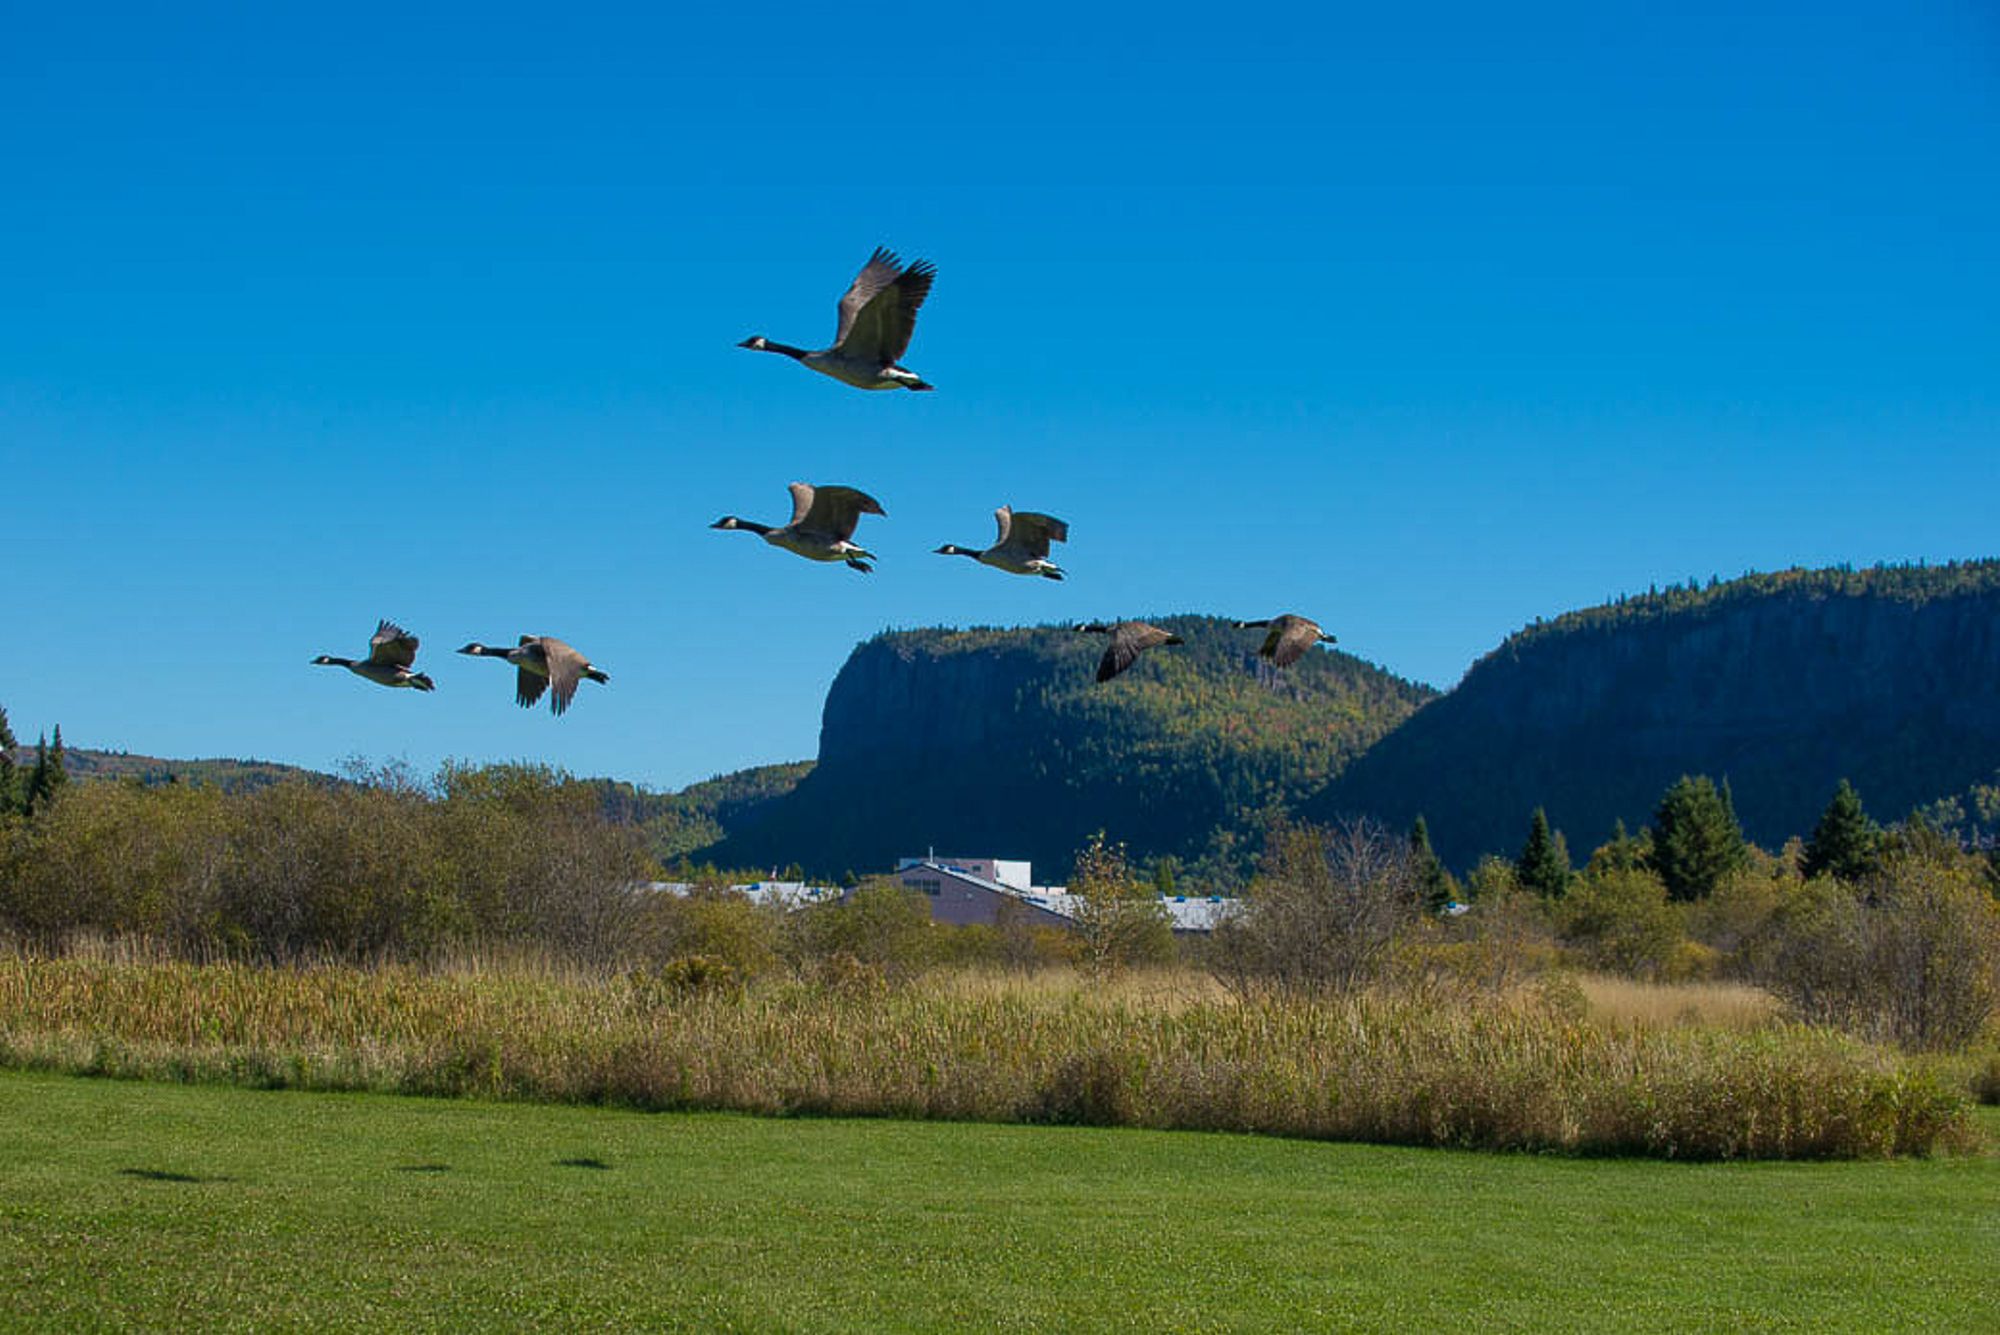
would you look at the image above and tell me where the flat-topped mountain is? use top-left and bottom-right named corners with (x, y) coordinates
top-left (1302, 563), bottom-right (2000, 867)
top-left (707, 616), bottom-right (1437, 879)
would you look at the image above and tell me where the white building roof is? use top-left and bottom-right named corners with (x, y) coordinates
top-left (901, 861), bottom-right (1237, 933)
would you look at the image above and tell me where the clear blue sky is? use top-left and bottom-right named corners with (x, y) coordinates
top-left (5, 2), bottom-right (1996, 790)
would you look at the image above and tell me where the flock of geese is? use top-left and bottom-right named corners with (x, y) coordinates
top-left (314, 247), bottom-right (1337, 714)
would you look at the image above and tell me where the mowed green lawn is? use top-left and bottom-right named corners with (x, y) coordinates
top-left (1, 1072), bottom-right (1994, 1332)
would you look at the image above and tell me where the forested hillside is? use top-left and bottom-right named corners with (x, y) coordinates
top-left (705, 616), bottom-right (1436, 880)
top-left (589, 761), bottom-right (814, 865)
top-left (1303, 563), bottom-right (2000, 867)
top-left (3, 745), bottom-right (327, 794)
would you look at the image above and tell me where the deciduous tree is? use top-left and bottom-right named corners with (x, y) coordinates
top-left (1068, 832), bottom-right (1173, 978)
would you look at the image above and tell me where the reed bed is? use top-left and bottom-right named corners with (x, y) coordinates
top-left (0, 955), bottom-right (1973, 1159)
top-left (1574, 975), bottom-right (1781, 1031)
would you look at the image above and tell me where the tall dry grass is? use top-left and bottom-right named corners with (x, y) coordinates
top-left (1575, 975), bottom-right (1780, 1031)
top-left (0, 955), bottom-right (1972, 1159)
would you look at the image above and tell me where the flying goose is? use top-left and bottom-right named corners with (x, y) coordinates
top-left (313, 620), bottom-right (435, 691)
top-left (456, 636), bottom-right (609, 716)
top-left (1235, 614), bottom-right (1337, 667)
top-left (738, 247), bottom-right (936, 391)
top-left (1076, 621), bottom-right (1184, 683)
top-left (712, 482), bottom-right (886, 573)
top-left (936, 507), bottom-right (1068, 580)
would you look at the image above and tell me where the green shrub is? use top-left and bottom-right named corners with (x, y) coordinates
top-left (0, 766), bottom-right (648, 966)
top-left (636, 888), bottom-right (783, 979)
top-left (1558, 866), bottom-right (1687, 979)
top-left (792, 882), bottom-right (935, 978)
top-left (1212, 820), bottom-right (1420, 996)
top-left (1760, 856), bottom-right (2000, 1051)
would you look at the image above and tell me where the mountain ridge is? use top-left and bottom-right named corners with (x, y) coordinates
top-left (1303, 562), bottom-right (2000, 867)
top-left (707, 614), bottom-right (1438, 879)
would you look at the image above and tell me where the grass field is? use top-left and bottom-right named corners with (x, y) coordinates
top-left (2, 1072), bottom-right (1994, 1331)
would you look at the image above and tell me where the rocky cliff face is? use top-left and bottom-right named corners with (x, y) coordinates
top-left (1304, 565), bottom-right (2000, 867)
top-left (709, 617), bottom-right (1437, 879)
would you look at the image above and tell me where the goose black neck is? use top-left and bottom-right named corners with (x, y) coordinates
top-left (761, 340), bottom-right (810, 361)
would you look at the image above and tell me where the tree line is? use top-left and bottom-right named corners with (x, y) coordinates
top-left (1349, 773), bottom-right (1998, 1050)
top-left (0, 707), bottom-right (69, 819)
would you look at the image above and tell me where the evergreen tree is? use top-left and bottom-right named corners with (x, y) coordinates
top-left (23, 733), bottom-right (52, 815)
top-left (1648, 774), bottom-right (1747, 901)
top-left (0, 704), bottom-right (16, 814)
top-left (1516, 807), bottom-right (1572, 898)
top-left (1588, 818), bottom-right (1648, 875)
top-left (21, 726), bottom-right (69, 816)
top-left (1800, 779), bottom-right (1878, 883)
top-left (1409, 815), bottom-right (1454, 910)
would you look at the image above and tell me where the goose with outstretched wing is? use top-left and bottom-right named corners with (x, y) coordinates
top-left (1077, 620), bottom-right (1184, 683)
top-left (739, 247), bottom-right (936, 391)
top-left (712, 481), bottom-right (887, 573)
top-left (936, 506), bottom-right (1068, 580)
top-left (457, 635), bottom-right (609, 716)
top-left (1235, 614), bottom-right (1337, 667)
top-left (312, 620), bottom-right (435, 691)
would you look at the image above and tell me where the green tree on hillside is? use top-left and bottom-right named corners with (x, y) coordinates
top-left (1649, 775), bottom-right (1747, 901)
top-left (1409, 816), bottom-right (1455, 911)
top-left (1516, 808), bottom-right (1572, 899)
top-left (22, 727), bottom-right (69, 817)
top-left (1587, 819), bottom-right (1649, 875)
top-left (1801, 780), bottom-right (1879, 884)
top-left (0, 705), bottom-right (17, 814)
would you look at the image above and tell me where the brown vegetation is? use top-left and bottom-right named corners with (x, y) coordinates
top-left (0, 951), bottom-right (1973, 1160)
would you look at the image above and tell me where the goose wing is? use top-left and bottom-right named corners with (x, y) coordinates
top-left (996, 509), bottom-right (1068, 560)
top-left (513, 637), bottom-right (549, 708)
top-left (540, 637), bottom-right (589, 717)
top-left (786, 481), bottom-right (817, 528)
top-left (1264, 615), bottom-right (1327, 667)
top-left (800, 484), bottom-right (886, 541)
top-left (1098, 621), bottom-right (1175, 683)
top-left (367, 619), bottom-right (419, 669)
top-left (515, 665), bottom-right (549, 710)
top-left (832, 247), bottom-right (935, 365)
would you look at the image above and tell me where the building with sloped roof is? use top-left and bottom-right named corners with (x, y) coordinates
top-left (890, 855), bottom-right (1234, 933)
top-left (890, 857), bottom-right (1076, 928)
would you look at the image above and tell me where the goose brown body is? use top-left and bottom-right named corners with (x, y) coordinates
top-left (1076, 620), bottom-right (1184, 683)
top-left (712, 482), bottom-right (886, 573)
top-left (312, 620), bottom-right (435, 691)
top-left (936, 506), bottom-right (1068, 580)
top-left (738, 247), bottom-right (936, 391)
top-left (457, 636), bottom-right (609, 716)
top-left (1235, 614), bottom-right (1337, 667)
